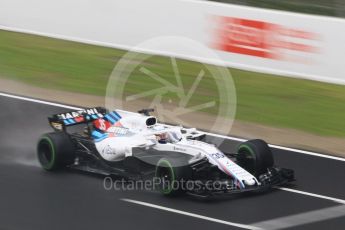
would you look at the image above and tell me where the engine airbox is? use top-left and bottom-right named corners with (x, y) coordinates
top-left (146, 117), bottom-right (157, 126)
top-left (121, 115), bottom-right (157, 130)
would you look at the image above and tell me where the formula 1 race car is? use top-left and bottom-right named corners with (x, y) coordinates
top-left (37, 107), bottom-right (294, 198)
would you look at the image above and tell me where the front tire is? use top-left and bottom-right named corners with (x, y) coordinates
top-left (37, 132), bottom-right (75, 171)
top-left (155, 158), bottom-right (191, 196)
top-left (236, 139), bottom-right (274, 176)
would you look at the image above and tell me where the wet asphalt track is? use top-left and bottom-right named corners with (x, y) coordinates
top-left (0, 93), bottom-right (345, 230)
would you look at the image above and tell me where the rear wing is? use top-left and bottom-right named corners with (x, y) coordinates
top-left (48, 107), bottom-right (107, 131)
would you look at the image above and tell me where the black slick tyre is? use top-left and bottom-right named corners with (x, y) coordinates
top-left (236, 139), bottom-right (274, 176)
top-left (37, 132), bottom-right (75, 171)
top-left (155, 158), bottom-right (191, 196)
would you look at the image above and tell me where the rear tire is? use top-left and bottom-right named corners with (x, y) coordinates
top-left (155, 158), bottom-right (191, 196)
top-left (236, 139), bottom-right (274, 176)
top-left (37, 132), bottom-right (75, 171)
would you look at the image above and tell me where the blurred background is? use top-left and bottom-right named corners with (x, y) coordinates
top-left (210, 0), bottom-right (345, 17)
top-left (0, 0), bottom-right (344, 156)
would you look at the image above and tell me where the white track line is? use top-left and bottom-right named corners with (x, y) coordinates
top-left (252, 205), bottom-right (345, 230)
top-left (1, 91), bottom-right (345, 204)
top-left (123, 198), bottom-right (345, 230)
top-left (276, 187), bottom-right (345, 205)
top-left (1, 91), bottom-right (344, 162)
top-left (0, 92), bottom-right (82, 110)
top-left (121, 198), bottom-right (262, 230)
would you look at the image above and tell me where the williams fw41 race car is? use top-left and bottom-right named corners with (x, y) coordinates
top-left (37, 107), bottom-right (294, 198)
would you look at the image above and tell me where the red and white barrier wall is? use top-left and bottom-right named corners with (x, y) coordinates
top-left (0, 0), bottom-right (344, 84)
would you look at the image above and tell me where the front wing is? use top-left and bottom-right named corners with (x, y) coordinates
top-left (186, 167), bottom-right (295, 198)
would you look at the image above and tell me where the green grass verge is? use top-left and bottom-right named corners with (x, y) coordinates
top-left (0, 29), bottom-right (345, 137)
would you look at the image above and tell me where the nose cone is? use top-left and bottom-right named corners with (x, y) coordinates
top-left (244, 178), bottom-right (256, 186)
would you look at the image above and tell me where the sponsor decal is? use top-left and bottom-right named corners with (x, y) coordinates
top-left (74, 116), bottom-right (85, 123)
top-left (107, 126), bottom-right (129, 135)
top-left (173, 146), bottom-right (187, 152)
top-left (94, 118), bottom-right (111, 131)
top-left (102, 144), bottom-right (114, 155)
top-left (212, 16), bottom-right (320, 62)
top-left (57, 108), bottom-right (103, 120)
top-left (210, 152), bottom-right (225, 160)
